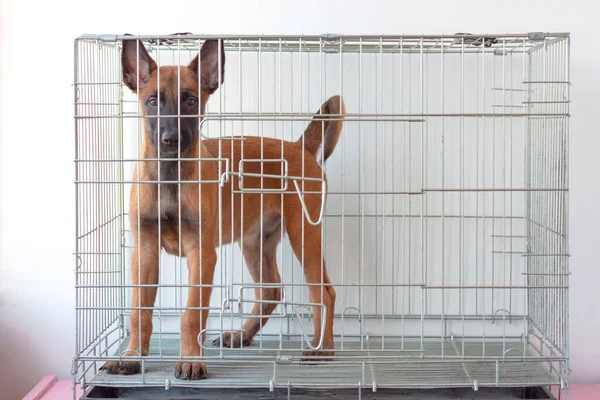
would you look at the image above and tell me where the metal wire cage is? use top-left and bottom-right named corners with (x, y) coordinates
top-left (73, 33), bottom-right (570, 395)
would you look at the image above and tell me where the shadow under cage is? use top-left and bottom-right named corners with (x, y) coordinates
top-left (73, 33), bottom-right (570, 394)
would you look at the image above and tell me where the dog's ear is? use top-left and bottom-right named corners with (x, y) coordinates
top-left (121, 37), bottom-right (157, 92)
top-left (188, 39), bottom-right (225, 94)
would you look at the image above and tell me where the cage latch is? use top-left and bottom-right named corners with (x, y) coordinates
top-left (237, 284), bottom-right (287, 318)
top-left (80, 34), bottom-right (118, 42)
top-left (236, 159), bottom-right (289, 193)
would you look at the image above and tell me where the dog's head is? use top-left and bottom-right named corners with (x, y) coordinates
top-left (121, 37), bottom-right (225, 157)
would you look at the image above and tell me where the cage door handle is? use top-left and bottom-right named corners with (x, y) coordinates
top-left (293, 180), bottom-right (327, 226)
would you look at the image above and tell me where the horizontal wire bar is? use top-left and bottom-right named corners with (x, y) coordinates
top-left (77, 354), bottom-right (568, 363)
top-left (75, 251), bottom-right (121, 255)
top-left (75, 180), bottom-right (223, 184)
top-left (74, 113), bottom-right (568, 119)
top-left (523, 81), bottom-right (570, 84)
top-left (76, 33), bottom-right (571, 41)
top-left (324, 214), bottom-right (524, 219)
top-left (423, 188), bottom-right (567, 192)
top-left (424, 286), bottom-right (568, 289)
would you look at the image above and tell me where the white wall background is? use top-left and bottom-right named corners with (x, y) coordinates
top-left (0, 0), bottom-right (598, 398)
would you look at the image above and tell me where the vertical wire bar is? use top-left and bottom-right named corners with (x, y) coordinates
top-left (91, 41), bottom-right (96, 352)
top-left (501, 37), bottom-right (507, 353)
top-left (474, 42), bottom-right (480, 325)
top-left (229, 39), bottom-right (237, 348)
top-left (554, 40), bottom-right (560, 348)
top-left (198, 39), bottom-right (206, 356)
top-left (80, 41), bottom-right (85, 353)
top-left (534, 41), bottom-right (540, 339)
top-left (135, 39), bottom-right (143, 363)
top-left (440, 36), bottom-right (446, 357)
top-left (507, 44), bottom-right (514, 328)
top-left (217, 38), bottom-right (224, 349)
top-left (522, 37), bottom-right (529, 352)
top-left (103, 43), bottom-right (109, 340)
top-left (379, 37), bottom-right (386, 349)
top-left (82, 41), bottom-right (87, 352)
top-left (118, 40), bottom-right (126, 358)
top-left (101, 43), bottom-right (106, 340)
top-left (541, 39), bottom-right (548, 342)
top-left (156, 40), bottom-right (163, 360)
top-left (93, 41), bottom-right (98, 352)
top-left (239, 38), bottom-right (244, 337)
top-left (419, 38), bottom-right (425, 354)
top-left (109, 42), bottom-right (114, 340)
top-left (319, 36), bottom-right (324, 353)
top-left (460, 37), bottom-right (466, 357)
top-left (491, 44), bottom-right (497, 331)
top-left (74, 39), bottom-right (80, 371)
top-left (258, 38), bottom-right (264, 349)
top-left (105, 42), bottom-right (110, 353)
top-left (177, 39), bottom-right (184, 361)
top-left (549, 40), bottom-right (555, 347)
top-left (91, 43), bottom-right (96, 349)
top-left (359, 38), bottom-right (365, 349)
top-left (508, 42), bottom-right (514, 326)
top-left (299, 39), bottom-right (305, 344)
top-left (279, 38), bottom-right (284, 349)
top-left (340, 38), bottom-right (346, 350)
top-left (406, 38), bottom-right (411, 319)
top-left (481, 40), bottom-right (486, 359)
top-left (550, 40), bottom-right (557, 348)
top-left (287, 40), bottom-right (293, 337)
top-left (391, 40), bottom-right (396, 321)
top-left (88, 42), bottom-right (93, 353)
top-left (563, 35), bottom-right (570, 374)
top-left (400, 38), bottom-right (406, 349)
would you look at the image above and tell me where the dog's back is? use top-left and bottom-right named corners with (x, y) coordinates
top-left (203, 95), bottom-right (345, 245)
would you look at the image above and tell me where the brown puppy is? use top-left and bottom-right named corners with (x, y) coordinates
top-left (103, 38), bottom-right (344, 380)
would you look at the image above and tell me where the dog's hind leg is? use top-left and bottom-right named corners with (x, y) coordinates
top-left (285, 204), bottom-right (336, 360)
top-left (214, 213), bottom-right (283, 348)
top-left (103, 226), bottom-right (160, 375)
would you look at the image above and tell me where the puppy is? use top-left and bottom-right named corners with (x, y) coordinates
top-left (103, 37), bottom-right (344, 380)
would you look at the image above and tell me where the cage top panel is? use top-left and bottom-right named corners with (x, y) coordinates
top-left (76, 33), bottom-right (569, 54)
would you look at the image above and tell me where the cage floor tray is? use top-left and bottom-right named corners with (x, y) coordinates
top-left (88, 337), bottom-right (558, 390)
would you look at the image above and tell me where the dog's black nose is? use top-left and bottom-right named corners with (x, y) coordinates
top-left (161, 131), bottom-right (179, 146)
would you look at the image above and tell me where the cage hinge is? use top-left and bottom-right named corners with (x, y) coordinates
top-left (71, 358), bottom-right (78, 376)
top-left (528, 32), bottom-right (547, 41)
top-left (276, 355), bottom-right (293, 365)
top-left (322, 33), bottom-right (341, 42)
top-left (322, 33), bottom-right (341, 53)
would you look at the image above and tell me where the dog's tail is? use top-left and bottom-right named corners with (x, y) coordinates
top-left (297, 95), bottom-right (345, 165)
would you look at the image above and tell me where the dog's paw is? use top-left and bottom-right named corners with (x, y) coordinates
top-left (212, 331), bottom-right (252, 348)
top-left (174, 361), bottom-right (208, 380)
top-left (101, 360), bottom-right (141, 375)
top-left (301, 349), bottom-right (335, 363)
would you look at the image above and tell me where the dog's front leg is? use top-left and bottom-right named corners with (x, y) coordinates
top-left (103, 225), bottom-right (160, 375)
top-left (175, 234), bottom-right (217, 380)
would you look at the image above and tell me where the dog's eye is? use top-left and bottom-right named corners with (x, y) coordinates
top-left (186, 97), bottom-right (198, 107)
top-left (147, 97), bottom-right (158, 107)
